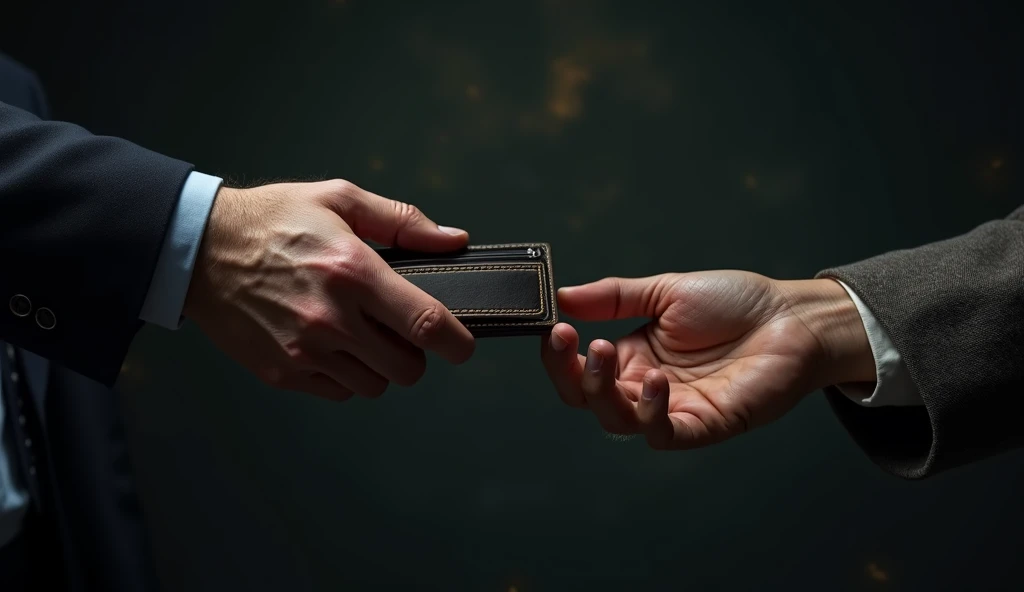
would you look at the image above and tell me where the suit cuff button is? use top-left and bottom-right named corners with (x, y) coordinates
top-left (35, 307), bottom-right (56, 330)
top-left (9, 294), bottom-right (31, 317)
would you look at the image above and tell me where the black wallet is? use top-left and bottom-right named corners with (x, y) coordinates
top-left (376, 243), bottom-right (557, 337)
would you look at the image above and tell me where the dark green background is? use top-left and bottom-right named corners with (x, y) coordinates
top-left (4, 0), bottom-right (1023, 590)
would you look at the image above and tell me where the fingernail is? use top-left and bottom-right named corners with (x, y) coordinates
top-left (642, 379), bottom-right (660, 401)
top-left (437, 225), bottom-right (466, 236)
top-left (550, 332), bottom-right (567, 352)
top-left (585, 349), bottom-right (603, 373)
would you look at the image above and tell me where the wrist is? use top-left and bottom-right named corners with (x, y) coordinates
top-left (182, 185), bottom-right (242, 321)
top-left (777, 278), bottom-right (876, 389)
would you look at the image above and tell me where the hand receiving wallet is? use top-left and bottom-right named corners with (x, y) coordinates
top-left (376, 243), bottom-right (557, 337)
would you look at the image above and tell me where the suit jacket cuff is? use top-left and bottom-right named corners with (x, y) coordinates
top-left (138, 171), bottom-right (222, 330)
top-left (815, 268), bottom-right (935, 480)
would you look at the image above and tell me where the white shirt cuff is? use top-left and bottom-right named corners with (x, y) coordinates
top-left (833, 280), bottom-right (924, 407)
top-left (139, 171), bottom-right (222, 330)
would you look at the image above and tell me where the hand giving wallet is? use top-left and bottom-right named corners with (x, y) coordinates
top-left (376, 243), bottom-right (557, 337)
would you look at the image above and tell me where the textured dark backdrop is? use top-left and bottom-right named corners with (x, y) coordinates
top-left (3, 0), bottom-right (1023, 590)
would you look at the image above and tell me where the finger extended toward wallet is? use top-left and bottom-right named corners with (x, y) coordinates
top-left (556, 276), bottom-right (670, 321)
top-left (580, 340), bottom-right (638, 434)
top-left (541, 323), bottom-right (587, 408)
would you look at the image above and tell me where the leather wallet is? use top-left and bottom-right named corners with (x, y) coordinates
top-left (376, 242), bottom-right (557, 337)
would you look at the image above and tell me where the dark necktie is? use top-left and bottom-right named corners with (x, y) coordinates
top-left (0, 344), bottom-right (66, 592)
top-left (0, 344), bottom-right (46, 512)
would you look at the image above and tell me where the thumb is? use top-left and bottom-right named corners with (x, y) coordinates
top-left (557, 275), bottom-right (676, 321)
top-left (324, 180), bottom-right (469, 252)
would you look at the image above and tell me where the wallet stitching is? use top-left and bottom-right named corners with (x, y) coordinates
top-left (462, 246), bottom-right (557, 329)
top-left (395, 265), bottom-right (544, 315)
top-left (392, 243), bottom-right (557, 329)
top-left (467, 243), bottom-right (536, 248)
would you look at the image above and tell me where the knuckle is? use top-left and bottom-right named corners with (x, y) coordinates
top-left (292, 307), bottom-right (315, 329)
top-left (327, 178), bottom-right (358, 197)
top-left (258, 366), bottom-right (291, 389)
top-left (391, 200), bottom-right (424, 227)
top-left (294, 308), bottom-right (329, 334)
top-left (324, 244), bottom-right (371, 286)
top-left (280, 338), bottom-right (315, 369)
top-left (282, 345), bottom-right (304, 365)
top-left (410, 303), bottom-right (447, 344)
top-left (319, 179), bottom-right (362, 214)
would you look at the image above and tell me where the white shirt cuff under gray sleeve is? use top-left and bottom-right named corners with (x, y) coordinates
top-left (833, 280), bottom-right (924, 407)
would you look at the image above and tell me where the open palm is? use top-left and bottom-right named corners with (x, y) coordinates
top-left (541, 271), bottom-right (829, 449)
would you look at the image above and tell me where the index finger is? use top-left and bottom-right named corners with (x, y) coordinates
top-left (360, 261), bottom-right (475, 364)
top-left (557, 275), bottom-right (677, 321)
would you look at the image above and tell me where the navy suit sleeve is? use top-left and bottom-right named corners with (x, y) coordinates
top-left (0, 101), bottom-right (194, 386)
